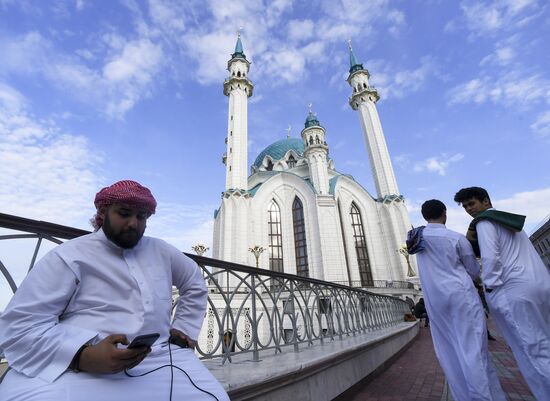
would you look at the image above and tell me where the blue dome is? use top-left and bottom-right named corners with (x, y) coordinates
top-left (253, 138), bottom-right (304, 168)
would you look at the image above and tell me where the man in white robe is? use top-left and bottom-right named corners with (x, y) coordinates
top-left (455, 186), bottom-right (550, 400)
top-left (410, 199), bottom-right (506, 401)
top-left (0, 180), bottom-right (229, 401)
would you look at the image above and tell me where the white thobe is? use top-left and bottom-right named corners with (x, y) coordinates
top-left (478, 215), bottom-right (550, 400)
top-left (0, 228), bottom-right (229, 401)
top-left (416, 223), bottom-right (506, 401)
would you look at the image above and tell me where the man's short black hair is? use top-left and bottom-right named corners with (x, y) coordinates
top-left (454, 187), bottom-right (491, 204)
top-left (421, 199), bottom-right (446, 220)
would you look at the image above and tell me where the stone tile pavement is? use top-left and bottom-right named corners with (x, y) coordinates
top-left (347, 320), bottom-right (535, 401)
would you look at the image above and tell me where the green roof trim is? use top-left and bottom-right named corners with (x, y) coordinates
top-left (253, 138), bottom-right (305, 168)
top-left (232, 36), bottom-right (246, 59)
top-left (304, 111), bottom-right (321, 128)
top-left (329, 175), bottom-right (341, 195)
top-left (247, 171), bottom-right (317, 197)
top-left (349, 47), bottom-right (364, 74)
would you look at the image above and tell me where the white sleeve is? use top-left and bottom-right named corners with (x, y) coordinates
top-left (457, 235), bottom-right (481, 280)
top-left (0, 250), bottom-right (98, 383)
top-left (477, 220), bottom-right (504, 288)
top-left (169, 250), bottom-right (207, 341)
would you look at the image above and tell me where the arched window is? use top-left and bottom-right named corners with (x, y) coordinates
top-left (350, 202), bottom-right (373, 286)
top-left (268, 200), bottom-right (284, 273)
top-left (315, 135), bottom-right (320, 144)
top-left (266, 160), bottom-right (273, 171)
top-left (292, 197), bottom-right (308, 278)
top-left (363, 83), bottom-right (367, 89)
top-left (237, 71), bottom-right (241, 77)
top-left (287, 155), bottom-right (296, 168)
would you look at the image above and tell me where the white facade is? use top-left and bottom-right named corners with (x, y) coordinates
top-left (212, 38), bottom-right (417, 289)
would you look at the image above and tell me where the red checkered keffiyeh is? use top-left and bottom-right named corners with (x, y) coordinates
top-left (93, 180), bottom-right (157, 227)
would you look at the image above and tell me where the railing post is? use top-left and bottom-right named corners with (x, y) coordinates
top-left (250, 274), bottom-right (260, 362)
top-left (290, 280), bottom-right (299, 353)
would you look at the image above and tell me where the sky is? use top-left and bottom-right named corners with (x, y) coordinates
top-left (1, 0), bottom-right (549, 309)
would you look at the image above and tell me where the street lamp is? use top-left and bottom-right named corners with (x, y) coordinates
top-left (398, 245), bottom-right (416, 277)
top-left (248, 245), bottom-right (265, 268)
top-left (191, 243), bottom-right (209, 256)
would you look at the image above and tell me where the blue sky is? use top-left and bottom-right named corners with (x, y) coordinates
top-left (1, 0), bottom-right (549, 307)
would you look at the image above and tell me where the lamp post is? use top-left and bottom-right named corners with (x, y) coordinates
top-left (191, 243), bottom-right (209, 256)
top-left (398, 245), bottom-right (416, 277)
top-left (248, 246), bottom-right (265, 268)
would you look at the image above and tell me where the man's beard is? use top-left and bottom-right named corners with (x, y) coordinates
top-left (102, 213), bottom-right (144, 249)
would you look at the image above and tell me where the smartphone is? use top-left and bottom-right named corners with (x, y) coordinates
top-left (127, 333), bottom-right (160, 349)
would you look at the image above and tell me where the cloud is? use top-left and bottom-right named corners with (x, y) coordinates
top-left (288, 19), bottom-right (315, 42)
top-left (0, 82), bottom-right (103, 227)
top-left (172, 0), bottom-right (414, 87)
top-left (369, 56), bottom-right (438, 99)
top-left (0, 32), bottom-right (164, 119)
top-left (480, 45), bottom-right (516, 66)
top-left (0, 82), bottom-right (26, 111)
top-left (447, 71), bottom-right (550, 108)
top-left (495, 187), bottom-right (550, 232)
top-left (458, 0), bottom-right (540, 36)
top-left (414, 153), bottom-right (464, 176)
top-left (394, 154), bottom-right (411, 169)
top-left (530, 111), bottom-right (550, 138)
top-left (148, 0), bottom-right (186, 35)
top-left (146, 202), bottom-right (217, 252)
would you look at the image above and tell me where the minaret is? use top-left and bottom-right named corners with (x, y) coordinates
top-left (223, 32), bottom-right (253, 191)
top-left (347, 41), bottom-right (399, 199)
top-left (301, 105), bottom-right (329, 195)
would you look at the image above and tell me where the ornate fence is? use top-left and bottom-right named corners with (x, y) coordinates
top-left (0, 213), bottom-right (411, 364)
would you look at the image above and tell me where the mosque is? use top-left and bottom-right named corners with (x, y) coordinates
top-left (212, 35), bottom-right (416, 288)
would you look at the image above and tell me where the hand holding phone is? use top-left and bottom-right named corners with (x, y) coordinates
top-left (169, 334), bottom-right (189, 348)
top-left (127, 333), bottom-right (160, 349)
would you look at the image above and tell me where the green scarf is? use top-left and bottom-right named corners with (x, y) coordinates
top-left (467, 210), bottom-right (526, 257)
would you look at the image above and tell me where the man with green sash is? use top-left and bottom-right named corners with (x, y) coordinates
top-left (454, 187), bottom-right (550, 400)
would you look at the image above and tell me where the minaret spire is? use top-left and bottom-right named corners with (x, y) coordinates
top-left (348, 39), bottom-right (364, 74)
top-left (233, 27), bottom-right (245, 59)
top-left (346, 42), bottom-right (399, 198)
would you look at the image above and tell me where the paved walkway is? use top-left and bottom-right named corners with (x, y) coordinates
top-left (348, 320), bottom-right (535, 401)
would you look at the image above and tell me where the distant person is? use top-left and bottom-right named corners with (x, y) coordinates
top-left (0, 180), bottom-right (229, 401)
top-left (405, 296), bottom-right (415, 313)
top-left (407, 199), bottom-right (506, 401)
top-left (413, 298), bottom-right (429, 327)
top-left (455, 186), bottom-right (550, 400)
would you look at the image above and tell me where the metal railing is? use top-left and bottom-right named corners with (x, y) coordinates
top-left (189, 255), bottom-right (410, 363)
top-left (0, 212), bottom-right (412, 364)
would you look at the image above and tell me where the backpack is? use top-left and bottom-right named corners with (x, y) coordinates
top-left (406, 226), bottom-right (426, 254)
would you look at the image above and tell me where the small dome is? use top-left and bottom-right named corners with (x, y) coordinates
top-left (253, 138), bottom-right (304, 168)
top-left (304, 111), bottom-right (321, 128)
